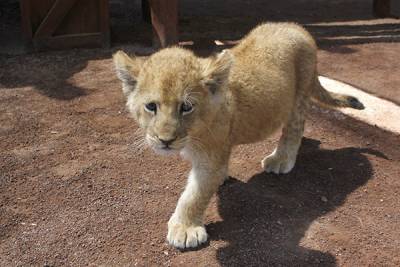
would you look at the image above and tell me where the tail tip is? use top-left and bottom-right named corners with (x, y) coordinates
top-left (348, 96), bottom-right (365, 110)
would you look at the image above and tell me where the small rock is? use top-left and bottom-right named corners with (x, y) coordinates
top-left (163, 251), bottom-right (169, 256)
top-left (321, 196), bottom-right (328, 202)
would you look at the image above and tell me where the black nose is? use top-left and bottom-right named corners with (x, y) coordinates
top-left (159, 137), bottom-right (176, 147)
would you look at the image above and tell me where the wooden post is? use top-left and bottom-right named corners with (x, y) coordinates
top-left (99, 0), bottom-right (111, 48)
top-left (148, 0), bottom-right (178, 48)
top-left (20, 0), bottom-right (33, 50)
top-left (373, 0), bottom-right (391, 17)
top-left (142, 0), bottom-right (151, 23)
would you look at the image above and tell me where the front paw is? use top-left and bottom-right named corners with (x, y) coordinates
top-left (261, 149), bottom-right (296, 174)
top-left (167, 220), bottom-right (208, 249)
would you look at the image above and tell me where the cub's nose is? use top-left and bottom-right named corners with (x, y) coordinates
top-left (159, 137), bottom-right (176, 147)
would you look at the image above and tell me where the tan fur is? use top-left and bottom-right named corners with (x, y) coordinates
top-left (113, 22), bottom-right (364, 249)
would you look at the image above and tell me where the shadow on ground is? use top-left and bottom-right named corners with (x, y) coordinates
top-left (208, 137), bottom-right (386, 266)
top-left (0, 50), bottom-right (112, 100)
top-left (179, 0), bottom-right (400, 53)
top-left (180, 21), bottom-right (400, 55)
top-left (311, 23), bottom-right (400, 48)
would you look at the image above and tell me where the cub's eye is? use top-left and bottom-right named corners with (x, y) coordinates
top-left (144, 102), bottom-right (157, 113)
top-left (181, 102), bottom-right (193, 114)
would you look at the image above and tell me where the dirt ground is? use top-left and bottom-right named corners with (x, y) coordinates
top-left (1, 0), bottom-right (400, 266)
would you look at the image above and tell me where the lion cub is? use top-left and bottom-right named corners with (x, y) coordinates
top-left (113, 22), bottom-right (364, 249)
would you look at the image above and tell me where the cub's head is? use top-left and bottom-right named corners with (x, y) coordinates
top-left (113, 47), bottom-right (232, 155)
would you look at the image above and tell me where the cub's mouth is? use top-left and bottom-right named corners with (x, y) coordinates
top-left (145, 134), bottom-right (186, 156)
top-left (153, 146), bottom-right (178, 156)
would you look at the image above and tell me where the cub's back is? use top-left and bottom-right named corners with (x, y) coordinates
top-left (228, 23), bottom-right (317, 145)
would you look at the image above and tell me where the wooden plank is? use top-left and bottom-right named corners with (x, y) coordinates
top-left (149, 0), bottom-right (179, 48)
top-left (373, 0), bottom-right (391, 17)
top-left (29, 0), bottom-right (55, 32)
top-left (20, 0), bottom-right (33, 39)
top-left (20, 0), bottom-right (110, 51)
top-left (34, 0), bottom-right (78, 38)
top-left (98, 0), bottom-right (111, 48)
top-left (55, 0), bottom-right (98, 35)
top-left (34, 33), bottom-right (103, 50)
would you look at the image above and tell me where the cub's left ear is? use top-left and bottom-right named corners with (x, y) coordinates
top-left (202, 50), bottom-right (233, 94)
top-left (113, 50), bottom-right (145, 96)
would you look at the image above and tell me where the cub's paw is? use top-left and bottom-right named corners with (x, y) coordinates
top-left (167, 221), bottom-right (208, 249)
top-left (261, 149), bottom-right (296, 174)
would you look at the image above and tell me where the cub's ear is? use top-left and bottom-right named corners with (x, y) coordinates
top-left (202, 50), bottom-right (233, 94)
top-left (113, 50), bottom-right (145, 96)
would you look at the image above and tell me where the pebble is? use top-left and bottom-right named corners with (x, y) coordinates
top-left (321, 196), bottom-right (328, 202)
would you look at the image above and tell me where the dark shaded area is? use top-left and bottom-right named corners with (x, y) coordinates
top-left (179, 21), bottom-right (400, 55)
top-left (210, 138), bottom-right (386, 266)
top-left (178, 0), bottom-right (400, 50)
top-left (181, 0), bottom-right (396, 22)
top-left (0, 0), bottom-right (24, 54)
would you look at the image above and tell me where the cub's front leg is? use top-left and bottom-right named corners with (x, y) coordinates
top-left (167, 158), bottom-right (228, 249)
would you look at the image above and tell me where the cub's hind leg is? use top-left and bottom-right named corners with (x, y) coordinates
top-left (262, 95), bottom-right (307, 174)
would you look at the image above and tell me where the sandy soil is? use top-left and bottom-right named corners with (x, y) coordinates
top-left (1, 0), bottom-right (399, 266)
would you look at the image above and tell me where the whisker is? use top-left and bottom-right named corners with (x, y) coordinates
top-left (129, 130), bottom-right (149, 154)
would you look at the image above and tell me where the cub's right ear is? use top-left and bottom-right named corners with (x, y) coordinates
top-left (113, 50), bottom-right (144, 96)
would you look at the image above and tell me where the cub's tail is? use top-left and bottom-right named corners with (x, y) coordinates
top-left (311, 78), bottom-right (365, 110)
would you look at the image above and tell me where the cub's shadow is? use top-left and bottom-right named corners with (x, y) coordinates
top-left (209, 138), bottom-right (385, 266)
